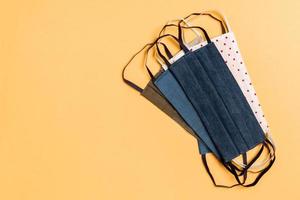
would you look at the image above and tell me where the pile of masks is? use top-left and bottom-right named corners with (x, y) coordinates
top-left (122, 11), bottom-right (276, 188)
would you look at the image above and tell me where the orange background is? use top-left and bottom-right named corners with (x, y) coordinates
top-left (1, 0), bottom-right (300, 199)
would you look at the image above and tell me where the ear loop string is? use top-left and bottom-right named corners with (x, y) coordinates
top-left (122, 43), bottom-right (156, 93)
top-left (122, 23), bottom-right (188, 92)
top-left (154, 24), bottom-right (211, 69)
top-left (143, 32), bottom-right (190, 79)
top-left (155, 11), bottom-right (229, 69)
top-left (155, 19), bottom-right (202, 68)
top-left (227, 139), bottom-right (276, 187)
top-left (162, 18), bottom-right (203, 45)
top-left (182, 12), bottom-right (229, 34)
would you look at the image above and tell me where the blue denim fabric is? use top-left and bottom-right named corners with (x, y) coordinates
top-left (193, 43), bottom-right (265, 148)
top-left (164, 44), bottom-right (265, 162)
top-left (154, 71), bottom-right (218, 157)
top-left (169, 56), bottom-right (241, 162)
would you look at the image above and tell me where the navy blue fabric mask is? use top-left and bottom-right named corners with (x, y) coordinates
top-left (121, 42), bottom-right (211, 155)
top-left (122, 23), bottom-right (275, 187)
top-left (155, 27), bottom-right (265, 162)
top-left (153, 29), bottom-right (275, 186)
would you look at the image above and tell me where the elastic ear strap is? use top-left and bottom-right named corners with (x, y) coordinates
top-left (183, 12), bottom-right (226, 33)
top-left (226, 141), bottom-right (275, 187)
top-left (231, 138), bottom-right (274, 174)
top-left (156, 24), bottom-right (187, 67)
top-left (209, 10), bottom-right (232, 32)
top-left (201, 155), bottom-right (240, 188)
top-left (183, 11), bottom-right (231, 33)
top-left (156, 19), bottom-right (204, 67)
top-left (154, 33), bottom-right (189, 67)
top-left (158, 42), bottom-right (173, 60)
top-left (233, 136), bottom-right (276, 170)
top-left (178, 25), bottom-right (211, 44)
top-left (144, 43), bottom-right (156, 79)
top-left (219, 145), bottom-right (264, 185)
top-left (181, 18), bottom-right (201, 38)
top-left (160, 19), bottom-right (202, 39)
top-left (242, 153), bottom-right (248, 181)
top-left (122, 43), bottom-right (154, 93)
top-left (234, 144), bottom-right (265, 176)
top-left (144, 33), bottom-right (188, 77)
top-left (156, 42), bottom-right (171, 66)
top-left (243, 141), bottom-right (276, 187)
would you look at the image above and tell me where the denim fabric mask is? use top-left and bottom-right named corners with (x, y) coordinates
top-left (156, 27), bottom-right (265, 163)
top-left (193, 42), bottom-right (266, 148)
top-left (154, 69), bottom-right (217, 156)
top-left (153, 31), bottom-right (275, 187)
top-left (157, 19), bottom-right (274, 170)
top-left (143, 76), bottom-right (211, 155)
top-left (122, 27), bottom-right (275, 187)
top-left (176, 25), bottom-right (266, 151)
top-left (144, 46), bottom-right (265, 187)
top-left (121, 43), bottom-right (211, 155)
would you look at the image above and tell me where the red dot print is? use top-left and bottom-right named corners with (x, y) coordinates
top-left (242, 79), bottom-right (245, 82)
top-left (224, 43), bottom-right (226, 45)
top-left (249, 83), bottom-right (252, 85)
top-left (233, 58), bottom-right (236, 60)
top-left (216, 39), bottom-right (219, 42)
top-left (225, 36), bottom-right (228, 39)
top-left (228, 54), bottom-right (230, 56)
top-left (232, 40), bottom-right (235, 43)
top-left (229, 47), bottom-right (232, 50)
top-left (220, 50), bottom-right (223, 53)
top-left (240, 61), bottom-right (243, 64)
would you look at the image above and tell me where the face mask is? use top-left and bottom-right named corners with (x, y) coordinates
top-left (122, 15), bottom-right (275, 187)
top-left (153, 26), bottom-right (275, 186)
top-left (145, 36), bottom-right (263, 186)
top-left (122, 42), bottom-right (244, 188)
top-left (155, 15), bottom-right (229, 157)
top-left (162, 11), bottom-right (273, 138)
top-left (122, 42), bottom-right (212, 155)
top-left (158, 11), bottom-right (275, 169)
top-left (122, 41), bottom-right (273, 188)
